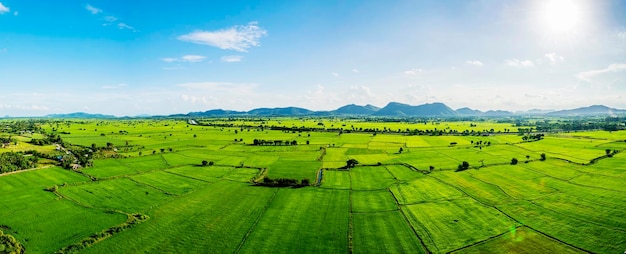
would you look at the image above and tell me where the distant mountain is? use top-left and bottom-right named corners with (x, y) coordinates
top-left (456, 107), bottom-right (483, 115)
top-left (332, 104), bottom-right (380, 115)
top-left (247, 107), bottom-right (313, 116)
top-left (42, 103), bottom-right (626, 119)
top-left (482, 110), bottom-right (513, 117)
top-left (188, 109), bottom-right (246, 117)
top-left (546, 105), bottom-right (626, 116)
top-left (373, 102), bottom-right (458, 117)
top-left (519, 109), bottom-right (555, 115)
top-left (46, 112), bottom-right (116, 119)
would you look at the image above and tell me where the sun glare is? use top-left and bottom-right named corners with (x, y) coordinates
top-left (541, 0), bottom-right (582, 33)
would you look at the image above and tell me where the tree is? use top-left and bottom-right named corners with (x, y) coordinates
top-left (398, 147), bottom-right (404, 153)
top-left (606, 149), bottom-right (612, 155)
top-left (540, 153), bottom-right (546, 161)
top-left (202, 160), bottom-right (208, 166)
top-left (346, 159), bottom-right (359, 168)
top-left (511, 158), bottom-right (518, 165)
top-left (456, 161), bottom-right (470, 172)
top-left (208, 161), bottom-right (214, 166)
top-left (301, 178), bottom-right (310, 186)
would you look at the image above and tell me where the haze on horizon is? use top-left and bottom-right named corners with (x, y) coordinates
top-left (0, 0), bottom-right (625, 117)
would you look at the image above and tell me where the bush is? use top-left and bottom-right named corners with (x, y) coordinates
top-left (540, 153), bottom-right (546, 161)
top-left (456, 161), bottom-right (470, 172)
top-left (511, 158), bottom-right (518, 165)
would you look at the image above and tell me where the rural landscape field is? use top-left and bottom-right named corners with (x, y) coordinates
top-left (2, 0), bottom-right (626, 253)
top-left (1, 115), bottom-right (625, 253)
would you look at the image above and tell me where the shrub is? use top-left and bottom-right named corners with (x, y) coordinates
top-left (511, 158), bottom-right (518, 165)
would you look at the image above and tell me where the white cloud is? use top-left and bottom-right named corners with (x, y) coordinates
top-left (13, 11), bottom-right (17, 16)
top-left (0, 48), bottom-right (6, 53)
top-left (544, 52), bottom-right (564, 64)
top-left (352, 68), bottom-right (359, 73)
top-left (618, 31), bottom-right (626, 40)
top-left (0, 2), bottom-right (9, 14)
top-left (404, 68), bottom-right (423, 75)
top-left (161, 57), bottom-right (177, 63)
top-left (177, 21), bottom-right (267, 52)
top-left (505, 59), bottom-right (534, 68)
top-left (221, 55), bottom-right (243, 62)
top-left (118, 23), bottom-right (135, 31)
top-left (181, 55), bottom-right (205, 62)
top-left (466, 60), bottom-right (484, 67)
top-left (161, 55), bottom-right (206, 63)
top-left (104, 16), bottom-right (118, 23)
top-left (331, 72), bottom-right (339, 77)
top-left (576, 63), bottom-right (626, 82)
top-left (102, 83), bottom-right (127, 89)
top-left (85, 4), bottom-right (102, 14)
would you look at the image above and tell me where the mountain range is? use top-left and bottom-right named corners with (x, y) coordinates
top-left (42, 103), bottom-right (626, 119)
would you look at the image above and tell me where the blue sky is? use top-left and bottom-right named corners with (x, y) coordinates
top-left (0, 0), bottom-right (625, 116)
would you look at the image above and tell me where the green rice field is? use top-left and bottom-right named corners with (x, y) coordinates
top-left (1, 118), bottom-right (625, 253)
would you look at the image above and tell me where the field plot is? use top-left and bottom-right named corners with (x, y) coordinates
top-left (131, 170), bottom-right (207, 195)
top-left (353, 212), bottom-right (426, 254)
top-left (166, 165), bottom-right (234, 182)
top-left (84, 181), bottom-right (276, 253)
top-left (239, 188), bottom-right (350, 253)
top-left (455, 227), bottom-right (582, 254)
top-left (433, 171), bottom-right (513, 205)
top-left (499, 200), bottom-right (626, 253)
top-left (514, 137), bottom-right (608, 163)
top-left (351, 166), bottom-right (396, 190)
top-left (267, 159), bottom-right (321, 180)
top-left (0, 200), bottom-right (127, 253)
top-left (58, 178), bottom-right (172, 213)
top-left (403, 198), bottom-right (517, 253)
top-left (384, 164), bottom-right (422, 181)
top-left (321, 170), bottom-right (351, 189)
top-left (390, 177), bottom-right (464, 204)
top-left (0, 167), bottom-right (89, 213)
top-left (351, 190), bottom-right (397, 213)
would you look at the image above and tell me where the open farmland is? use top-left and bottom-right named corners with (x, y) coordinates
top-left (1, 118), bottom-right (625, 253)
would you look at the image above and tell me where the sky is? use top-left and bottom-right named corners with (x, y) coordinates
top-left (0, 0), bottom-right (625, 116)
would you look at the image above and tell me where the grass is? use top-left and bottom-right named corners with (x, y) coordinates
top-left (403, 198), bottom-right (518, 253)
top-left (351, 190), bottom-right (397, 213)
top-left (390, 177), bottom-right (465, 205)
top-left (454, 227), bottom-right (583, 254)
top-left (3, 118), bottom-right (626, 253)
top-left (83, 181), bottom-right (276, 254)
top-left (352, 212), bottom-right (426, 254)
top-left (58, 177), bottom-right (172, 213)
top-left (239, 188), bottom-right (350, 253)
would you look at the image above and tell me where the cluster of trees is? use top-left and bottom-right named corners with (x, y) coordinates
top-left (522, 134), bottom-right (544, 141)
top-left (339, 159), bottom-right (359, 169)
top-left (0, 230), bottom-right (24, 254)
top-left (0, 152), bottom-right (39, 174)
top-left (258, 177), bottom-right (310, 187)
top-left (201, 160), bottom-right (215, 166)
top-left (456, 161), bottom-right (470, 172)
top-left (29, 133), bottom-right (63, 146)
top-left (535, 118), bottom-right (626, 132)
top-left (252, 139), bottom-right (298, 146)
